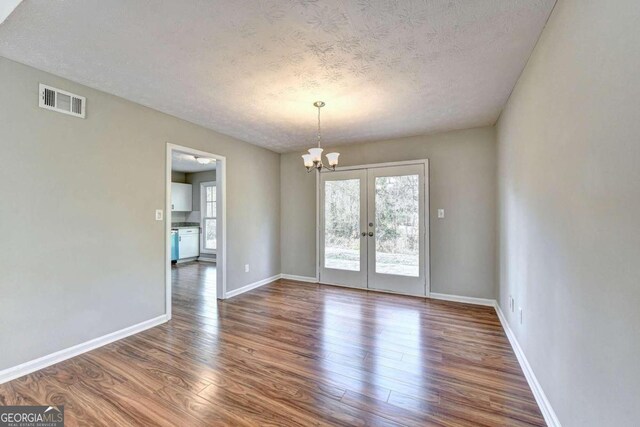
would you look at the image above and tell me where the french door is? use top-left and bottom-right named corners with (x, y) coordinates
top-left (319, 169), bottom-right (368, 289)
top-left (319, 162), bottom-right (428, 296)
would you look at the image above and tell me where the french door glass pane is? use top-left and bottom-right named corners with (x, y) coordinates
top-left (324, 179), bottom-right (360, 271)
top-left (375, 175), bottom-right (419, 277)
top-left (205, 218), bottom-right (216, 250)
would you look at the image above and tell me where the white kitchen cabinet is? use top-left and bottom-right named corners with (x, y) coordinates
top-left (171, 183), bottom-right (192, 211)
top-left (178, 228), bottom-right (199, 259)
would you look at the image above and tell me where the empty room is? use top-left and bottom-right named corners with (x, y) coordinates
top-left (0, 1), bottom-right (638, 426)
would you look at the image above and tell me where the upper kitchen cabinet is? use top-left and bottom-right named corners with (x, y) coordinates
top-left (171, 183), bottom-right (192, 212)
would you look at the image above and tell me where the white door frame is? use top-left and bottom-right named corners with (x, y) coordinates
top-left (166, 143), bottom-right (227, 320)
top-left (199, 180), bottom-right (217, 256)
top-left (317, 159), bottom-right (430, 297)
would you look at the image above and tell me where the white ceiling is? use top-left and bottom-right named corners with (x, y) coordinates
top-left (0, 0), bottom-right (555, 152)
top-left (172, 151), bottom-right (216, 173)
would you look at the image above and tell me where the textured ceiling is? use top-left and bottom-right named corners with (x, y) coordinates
top-left (0, 0), bottom-right (554, 152)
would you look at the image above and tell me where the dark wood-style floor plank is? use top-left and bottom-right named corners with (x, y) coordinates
top-left (0, 262), bottom-right (545, 426)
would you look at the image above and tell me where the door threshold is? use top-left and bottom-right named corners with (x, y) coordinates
top-left (317, 280), bottom-right (428, 299)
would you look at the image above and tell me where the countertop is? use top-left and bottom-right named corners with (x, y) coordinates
top-left (171, 222), bottom-right (200, 229)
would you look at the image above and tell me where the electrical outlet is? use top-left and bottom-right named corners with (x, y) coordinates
top-left (245, 264), bottom-right (250, 273)
top-left (155, 209), bottom-right (163, 221)
top-left (437, 209), bottom-right (445, 219)
top-left (519, 307), bottom-right (523, 324)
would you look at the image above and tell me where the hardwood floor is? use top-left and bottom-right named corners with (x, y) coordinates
top-left (0, 262), bottom-right (545, 426)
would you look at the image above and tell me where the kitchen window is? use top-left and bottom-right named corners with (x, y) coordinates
top-left (202, 182), bottom-right (216, 251)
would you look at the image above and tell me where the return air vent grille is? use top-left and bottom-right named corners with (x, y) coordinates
top-left (39, 84), bottom-right (86, 118)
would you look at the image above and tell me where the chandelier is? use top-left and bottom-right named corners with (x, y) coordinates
top-left (302, 101), bottom-right (339, 172)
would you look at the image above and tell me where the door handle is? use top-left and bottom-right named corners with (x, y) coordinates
top-left (361, 232), bottom-right (367, 237)
top-left (368, 231), bottom-right (374, 237)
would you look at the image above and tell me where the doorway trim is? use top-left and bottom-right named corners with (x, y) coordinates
top-left (316, 159), bottom-right (430, 297)
top-left (165, 143), bottom-right (227, 320)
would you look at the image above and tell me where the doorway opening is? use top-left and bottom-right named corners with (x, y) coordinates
top-left (166, 143), bottom-right (226, 319)
top-left (318, 160), bottom-right (430, 297)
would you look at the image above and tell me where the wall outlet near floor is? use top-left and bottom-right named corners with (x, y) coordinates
top-left (245, 264), bottom-right (250, 273)
top-left (438, 209), bottom-right (445, 218)
top-left (519, 307), bottom-right (523, 324)
top-left (155, 209), bottom-right (163, 221)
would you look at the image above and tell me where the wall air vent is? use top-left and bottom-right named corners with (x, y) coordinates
top-left (38, 84), bottom-right (86, 118)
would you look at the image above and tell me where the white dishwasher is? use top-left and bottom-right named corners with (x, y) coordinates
top-left (178, 227), bottom-right (199, 259)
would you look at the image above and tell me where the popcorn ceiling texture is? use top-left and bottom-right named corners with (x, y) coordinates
top-left (0, 0), bottom-right (554, 152)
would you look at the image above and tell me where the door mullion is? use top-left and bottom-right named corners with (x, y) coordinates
top-left (364, 168), bottom-right (370, 289)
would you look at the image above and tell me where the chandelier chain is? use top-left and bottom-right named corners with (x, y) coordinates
top-left (317, 105), bottom-right (322, 148)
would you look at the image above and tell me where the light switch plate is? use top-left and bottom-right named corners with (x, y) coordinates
top-left (438, 209), bottom-right (445, 218)
top-left (155, 209), bottom-right (163, 221)
top-left (245, 264), bottom-right (250, 273)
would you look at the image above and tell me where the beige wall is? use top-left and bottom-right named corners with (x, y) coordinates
top-left (281, 127), bottom-right (497, 299)
top-left (496, 0), bottom-right (640, 425)
top-left (0, 57), bottom-right (280, 370)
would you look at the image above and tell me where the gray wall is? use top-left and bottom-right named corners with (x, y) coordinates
top-left (281, 127), bottom-right (497, 299)
top-left (0, 57), bottom-right (280, 371)
top-left (170, 170), bottom-right (216, 222)
top-left (496, 0), bottom-right (640, 425)
top-left (186, 170), bottom-right (216, 211)
top-left (171, 171), bottom-right (186, 183)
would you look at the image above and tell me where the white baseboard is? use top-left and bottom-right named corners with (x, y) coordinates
top-left (224, 274), bottom-right (281, 299)
top-left (0, 314), bottom-right (168, 385)
top-left (429, 292), bottom-right (496, 307)
top-left (280, 274), bottom-right (318, 283)
top-left (495, 304), bottom-right (561, 427)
